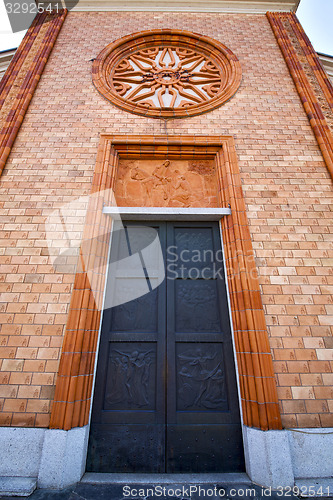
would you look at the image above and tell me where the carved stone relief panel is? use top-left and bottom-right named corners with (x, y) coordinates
top-left (115, 158), bottom-right (218, 208)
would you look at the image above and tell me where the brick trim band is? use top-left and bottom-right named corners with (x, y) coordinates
top-left (217, 143), bottom-right (281, 430)
top-left (0, 14), bottom-right (46, 102)
top-left (50, 135), bottom-right (281, 431)
top-left (267, 12), bottom-right (333, 179)
top-left (285, 13), bottom-right (333, 113)
top-left (49, 137), bottom-right (116, 430)
top-left (0, 10), bottom-right (67, 175)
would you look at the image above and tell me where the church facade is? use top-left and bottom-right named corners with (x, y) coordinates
top-left (0, 0), bottom-right (333, 493)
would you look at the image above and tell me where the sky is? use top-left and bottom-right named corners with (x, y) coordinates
top-left (296, 0), bottom-right (333, 56)
top-left (0, 0), bottom-right (332, 55)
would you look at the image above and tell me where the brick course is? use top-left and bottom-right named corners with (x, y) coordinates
top-left (0, 11), bottom-right (332, 428)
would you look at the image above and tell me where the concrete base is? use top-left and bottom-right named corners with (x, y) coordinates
top-left (0, 425), bottom-right (89, 494)
top-left (243, 426), bottom-right (294, 489)
top-left (1, 424), bottom-right (333, 492)
top-left (288, 428), bottom-right (333, 479)
top-left (0, 428), bottom-right (45, 478)
top-left (295, 479), bottom-right (333, 497)
top-left (38, 426), bottom-right (90, 489)
top-left (0, 477), bottom-right (37, 497)
top-left (243, 426), bottom-right (333, 489)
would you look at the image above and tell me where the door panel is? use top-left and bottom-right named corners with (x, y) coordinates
top-left (174, 280), bottom-right (221, 332)
top-left (86, 222), bottom-right (166, 472)
top-left (103, 342), bottom-right (157, 412)
top-left (175, 342), bottom-right (228, 412)
top-left (86, 221), bottom-right (244, 473)
top-left (165, 223), bottom-right (243, 472)
top-left (167, 424), bottom-right (245, 473)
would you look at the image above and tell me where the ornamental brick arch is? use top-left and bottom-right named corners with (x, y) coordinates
top-left (92, 30), bottom-right (242, 119)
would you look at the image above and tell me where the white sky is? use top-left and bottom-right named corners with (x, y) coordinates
top-left (0, 0), bottom-right (28, 50)
top-left (0, 0), bottom-right (332, 55)
top-left (296, 0), bottom-right (333, 56)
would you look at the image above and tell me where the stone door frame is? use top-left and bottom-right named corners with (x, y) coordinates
top-left (50, 135), bottom-right (281, 432)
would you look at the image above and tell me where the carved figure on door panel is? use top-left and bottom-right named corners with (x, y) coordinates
top-left (106, 349), bottom-right (153, 407)
top-left (178, 348), bottom-right (226, 409)
top-left (105, 355), bottom-right (129, 405)
top-left (126, 350), bottom-right (153, 406)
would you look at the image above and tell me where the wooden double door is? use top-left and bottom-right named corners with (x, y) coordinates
top-left (86, 221), bottom-right (244, 473)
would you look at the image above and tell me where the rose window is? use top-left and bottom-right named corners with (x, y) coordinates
top-left (92, 30), bottom-right (242, 119)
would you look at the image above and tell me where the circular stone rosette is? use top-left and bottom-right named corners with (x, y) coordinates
top-left (92, 30), bottom-right (242, 119)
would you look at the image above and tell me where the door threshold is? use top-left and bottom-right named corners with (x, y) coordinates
top-left (82, 472), bottom-right (251, 485)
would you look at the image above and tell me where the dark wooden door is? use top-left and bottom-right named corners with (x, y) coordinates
top-left (86, 221), bottom-right (244, 473)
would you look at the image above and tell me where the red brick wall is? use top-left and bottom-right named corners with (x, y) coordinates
top-left (0, 11), bottom-right (332, 428)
